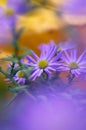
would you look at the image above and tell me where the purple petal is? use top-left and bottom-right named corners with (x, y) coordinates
top-left (49, 62), bottom-right (61, 67)
top-left (44, 68), bottom-right (51, 77)
top-left (47, 66), bottom-right (56, 72)
top-left (26, 55), bottom-right (36, 63)
top-left (31, 50), bottom-right (39, 61)
top-left (77, 51), bottom-right (86, 63)
top-left (64, 51), bottom-right (71, 62)
top-left (30, 69), bottom-right (41, 80)
top-left (71, 49), bottom-right (77, 61)
top-left (61, 55), bottom-right (70, 63)
top-left (78, 60), bottom-right (86, 65)
top-left (49, 54), bottom-right (61, 63)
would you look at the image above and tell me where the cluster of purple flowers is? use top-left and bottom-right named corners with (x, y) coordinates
top-left (2, 41), bottom-right (86, 130)
top-left (6, 40), bottom-right (86, 85)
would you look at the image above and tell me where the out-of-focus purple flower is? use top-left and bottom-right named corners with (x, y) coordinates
top-left (62, 0), bottom-right (86, 15)
top-left (61, 0), bottom-right (86, 25)
top-left (0, 0), bottom-right (31, 26)
top-left (57, 40), bottom-right (76, 52)
top-left (60, 49), bottom-right (86, 77)
top-left (13, 70), bottom-right (26, 85)
top-left (26, 42), bottom-right (61, 80)
top-left (0, 0), bottom-right (31, 43)
top-left (0, 6), bottom-right (16, 43)
top-left (7, 0), bottom-right (31, 14)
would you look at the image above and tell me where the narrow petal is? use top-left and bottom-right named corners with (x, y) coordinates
top-left (38, 69), bottom-right (43, 77)
top-left (71, 49), bottom-right (77, 61)
top-left (77, 51), bottom-right (86, 63)
top-left (49, 62), bottom-right (61, 67)
top-left (26, 55), bottom-right (36, 63)
top-left (30, 69), bottom-right (41, 80)
top-left (47, 46), bottom-right (57, 61)
top-left (27, 63), bottom-right (37, 67)
top-left (47, 66), bottom-right (56, 72)
top-left (49, 54), bottom-right (61, 63)
top-left (78, 60), bottom-right (86, 66)
top-left (61, 55), bottom-right (70, 63)
top-left (64, 51), bottom-right (71, 62)
top-left (44, 68), bottom-right (51, 77)
top-left (31, 50), bottom-right (39, 60)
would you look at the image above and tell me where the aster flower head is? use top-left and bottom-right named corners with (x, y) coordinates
top-left (26, 42), bottom-right (61, 80)
top-left (13, 70), bottom-right (26, 85)
top-left (61, 49), bottom-right (86, 77)
top-left (5, 70), bottom-right (26, 85)
top-left (5, 63), bottom-right (26, 85)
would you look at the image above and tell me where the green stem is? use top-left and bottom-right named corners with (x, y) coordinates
top-left (12, 28), bottom-right (22, 66)
top-left (3, 93), bottom-right (18, 109)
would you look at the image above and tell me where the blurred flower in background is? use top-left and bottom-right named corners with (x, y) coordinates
top-left (59, 0), bottom-right (86, 52)
top-left (0, 0), bottom-right (32, 44)
top-left (61, 0), bottom-right (86, 25)
top-left (7, 0), bottom-right (31, 14)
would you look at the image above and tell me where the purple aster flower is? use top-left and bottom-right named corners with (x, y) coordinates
top-left (13, 70), bottom-right (26, 85)
top-left (60, 49), bottom-right (86, 77)
top-left (7, 0), bottom-right (31, 14)
top-left (26, 42), bottom-right (61, 80)
top-left (5, 63), bottom-right (26, 85)
top-left (5, 70), bottom-right (26, 85)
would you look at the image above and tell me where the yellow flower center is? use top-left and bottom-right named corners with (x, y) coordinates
top-left (57, 47), bottom-right (62, 52)
top-left (5, 9), bottom-right (14, 16)
top-left (38, 60), bottom-right (48, 69)
top-left (69, 62), bottom-right (78, 69)
top-left (17, 71), bottom-right (25, 78)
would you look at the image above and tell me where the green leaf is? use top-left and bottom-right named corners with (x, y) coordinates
top-left (8, 86), bottom-right (16, 93)
top-left (8, 85), bottom-right (28, 93)
top-left (15, 27), bottom-right (25, 40)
